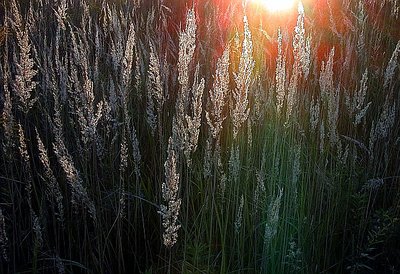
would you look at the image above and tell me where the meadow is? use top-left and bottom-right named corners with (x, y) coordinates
top-left (0, 0), bottom-right (399, 273)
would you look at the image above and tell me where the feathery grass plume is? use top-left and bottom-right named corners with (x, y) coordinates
top-left (18, 123), bottom-right (43, 247)
top-left (234, 195), bottom-right (244, 234)
top-left (252, 76), bottom-right (265, 123)
top-left (93, 26), bottom-right (101, 85)
top-left (69, 22), bottom-right (104, 147)
top-left (118, 185), bottom-right (126, 220)
top-left (108, 10), bottom-right (124, 73)
top-left (26, 1), bottom-right (37, 33)
top-left (147, 40), bottom-right (164, 136)
top-left (286, 69), bottom-right (299, 124)
top-left (356, 1), bottom-right (366, 57)
top-left (284, 239), bottom-right (303, 272)
top-left (101, 99), bottom-right (113, 137)
top-left (327, 0), bottom-right (339, 37)
top-left (148, 41), bottom-right (164, 110)
top-left (254, 170), bottom-right (266, 211)
top-left (118, 131), bottom-right (128, 218)
top-left (369, 96), bottom-right (396, 153)
top-left (215, 144), bottom-right (227, 197)
top-left (355, 102), bottom-right (372, 126)
top-left (234, 30), bottom-right (241, 52)
top-left (232, 15), bottom-right (254, 139)
top-left (345, 69), bottom-right (371, 125)
top-left (174, 74), bottom-right (205, 166)
top-left (219, 173), bottom-right (227, 199)
top-left (134, 42), bottom-right (142, 98)
top-left (32, 214), bottom-right (43, 247)
top-left (310, 96), bottom-right (320, 133)
top-left (55, 254), bottom-right (65, 274)
top-left (391, 0), bottom-right (399, 19)
top-left (146, 90), bottom-right (157, 136)
top-left (293, 1), bottom-right (311, 79)
top-left (54, 0), bottom-right (68, 31)
top-left (264, 188), bottom-right (283, 248)
top-left (36, 129), bottom-right (64, 224)
top-left (183, 65), bottom-right (205, 165)
top-left (0, 208), bottom-right (8, 261)
top-left (320, 47), bottom-right (339, 145)
top-left (83, 2), bottom-right (94, 39)
top-left (206, 46), bottom-right (230, 141)
top-left (292, 146), bottom-right (301, 202)
top-left (328, 86), bottom-right (340, 145)
top-left (203, 137), bottom-right (212, 179)
top-left (319, 122), bottom-right (325, 153)
top-left (377, 98), bottom-right (397, 139)
top-left (336, 141), bottom-right (349, 165)
top-left (51, 87), bottom-right (65, 144)
top-left (118, 22), bottom-right (136, 137)
top-left (229, 145), bottom-right (240, 184)
top-left (273, 152), bottom-right (281, 179)
top-left (55, 38), bottom-right (68, 104)
top-left (254, 149), bottom-right (266, 213)
top-left (68, 24), bottom-right (84, 66)
top-left (173, 7), bottom-right (199, 159)
top-left (159, 137), bottom-right (181, 247)
top-left (10, 0), bottom-right (23, 32)
top-left (342, 35), bottom-right (354, 71)
top-left (384, 40), bottom-right (400, 89)
top-left (120, 132), bottom-right (128, 170)
top-left (247, 119), bottom-right (253, 148)
top-left (68, 59), bottom-right (103, 146)
top-left (109, 79), bottom-right (118, 116)
top-left (122, 23), bottom-right (136, 93)
top-left (53, 137), bottom-right (96, 221)
top-left (1, 19), bottom-right (14, 156)
top-left (131, 126), bottom-right (141, 179)
top-left (292, 146), bottom-right (301, 186)
top-left (178, 8), bottom-right (197, 100)
top-left (276, 29), bottom-right (286, 116)
top-left (319, 47), bottom-right (335, 100)
top-left (18, 123), bottom-right (30, 176)
top-left (362, 178), bottom-right (384, 192)
top-left (11, 0), bottom-right (38, 114)
top-left (101, 3), bottom-right (111, 35)
top-left (84, 83), bottom-right (103, 146)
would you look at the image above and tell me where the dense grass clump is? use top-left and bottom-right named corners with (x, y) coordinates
top-left (0, 0), bottom-right (400, 273)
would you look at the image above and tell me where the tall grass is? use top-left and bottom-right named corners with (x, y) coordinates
top-left (0, 0), bottom-right (399, 273)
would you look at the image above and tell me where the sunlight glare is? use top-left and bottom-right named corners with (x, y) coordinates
top-left (256, 0), bottom-right (296, 12)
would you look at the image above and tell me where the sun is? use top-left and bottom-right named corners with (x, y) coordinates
top-left (255, 0), bottom-right (297, 12)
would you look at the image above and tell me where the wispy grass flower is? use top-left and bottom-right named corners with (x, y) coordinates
top-left (0, 208), bottom-right (8, 261)
top-left (36, 129), bottom-right (64, 224)
top-left (11, 0), bottom-right (38, 114)
top-left (345, 69), bottom-right (371, 125)
top-left (53, 137), bottom-right (96, 221)
top-left (384, 40), bottom-right (400, 89)
top-left (159, 137), bottom-right (181, 247)
top-left (293, 1), bottom-right (311, 79)
top-left (173, 8), bottom-right (204, 166)
top-left (206, 46), bottom-right (230, 141)
top-left (18, 123), bottom-right (43, 247)
top-left (1, 21), bottom-right (14, 155)
top-left (264, 188), bottom-right (283, 247)
top-left (276, 29), bottom-right (286, 116)
top-left (235, 195), bottom-right (244, 234)
top-left (147, 41), bottom-right (164, 136)
top-left (232, 15), bottom-right (254, 139)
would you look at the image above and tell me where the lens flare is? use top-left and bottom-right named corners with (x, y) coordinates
top-left (256, 0), bottom-right (296, 12)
